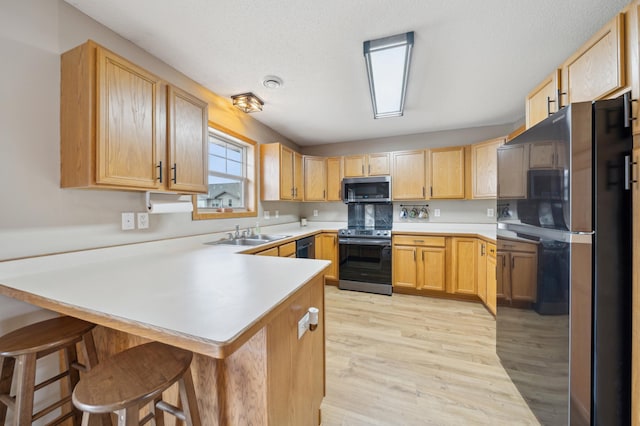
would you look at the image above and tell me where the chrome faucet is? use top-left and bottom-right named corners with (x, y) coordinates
top-left (234, 224), bottom-right (240, 239)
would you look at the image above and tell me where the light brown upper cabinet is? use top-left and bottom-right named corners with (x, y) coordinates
top-left (326, 157), bottom-right (343, 201)
top-left (60, 40), bottom-right (208, 193)
top-left (166, 85), bottom-right (208, 193)
top-left (303, 156), bottom-right (327, 201)
top-left (391, 150), bottom-right (427, 200)
top-left (526, 69), bottom-right (561, 129)
top-left (561, 13), bottom-right (625, 104)
top-left (343, 153), bottom-right (390, 177)
top-left (470, 137), bottom-right (505, 199)
top-left (497, 144), bottom-right (527, 199)
top-left (260, 143), bottom-right (303, 201)
top-left (430, 146), bottom-right (465, 199)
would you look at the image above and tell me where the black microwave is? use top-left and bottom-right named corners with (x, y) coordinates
top-left (342, 176), bottom-right (391, 203)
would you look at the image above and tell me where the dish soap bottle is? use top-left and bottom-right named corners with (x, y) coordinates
top-left (255, 222), bottom-right (260, 234)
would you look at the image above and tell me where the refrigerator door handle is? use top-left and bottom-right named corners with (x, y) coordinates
top-left (623, 91), bottom-right (637, 128)
top-left (624, 155), bottom-right (637, 190)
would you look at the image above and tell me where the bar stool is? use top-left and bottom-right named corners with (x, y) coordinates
top-left (72, 341), bottom-right (201, 426)
top-left (0, 316), bottom-right (99, 425)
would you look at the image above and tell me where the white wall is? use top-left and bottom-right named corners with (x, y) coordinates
top-left (0, 0), bottom-right (302, 263)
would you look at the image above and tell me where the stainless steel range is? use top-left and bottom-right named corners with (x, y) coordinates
top-left (338, 202), bottom-right (393, 296)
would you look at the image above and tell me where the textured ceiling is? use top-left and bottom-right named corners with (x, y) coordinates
top-left (65, 0), bottom-right (630, 145)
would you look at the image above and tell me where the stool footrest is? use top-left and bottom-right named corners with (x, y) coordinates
top-left (44, 409), bottom-right (74, 426)
top-left (33, 394), bottom-right (72, 422)
top-left (34, 369), bottom-right (70, 392)
top-left (71, 361), bottom-right (88, 373)
top-left (156, 399), bottom-right (186, 421)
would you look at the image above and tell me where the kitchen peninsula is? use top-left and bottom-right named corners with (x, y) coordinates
top-left (0, 235), bottom-right (330, 425)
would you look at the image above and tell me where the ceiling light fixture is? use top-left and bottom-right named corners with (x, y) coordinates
top-left (231, 92), bottom-right (264, 113)
top-left (363, 31), bottom-right (414, 119)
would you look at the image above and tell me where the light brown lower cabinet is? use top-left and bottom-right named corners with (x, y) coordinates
top-left (451, 237), bottom-right (478, 295)
top-left (392, 235), bottom-right (446, 292)
top-left (497, 239), bottom-right (538, 306)
top-left (315, 233), bottom-right (338, 282)
top-left (476, 240), bottom-right (497, 315)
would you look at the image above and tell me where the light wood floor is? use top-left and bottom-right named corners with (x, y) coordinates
top-left (320, 286), bottom-right (544, 425)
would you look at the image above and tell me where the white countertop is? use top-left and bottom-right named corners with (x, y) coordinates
top-left (0, 220), bottom-right (495, 357)
top-left (0, 233), bottom-right (330, 358)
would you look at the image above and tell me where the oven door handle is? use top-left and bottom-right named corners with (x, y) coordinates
top-left (338, 238), bottom-right (391, 246)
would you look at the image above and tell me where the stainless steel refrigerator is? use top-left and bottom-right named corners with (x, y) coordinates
top-left (496, 97), bottom-right (632, 425)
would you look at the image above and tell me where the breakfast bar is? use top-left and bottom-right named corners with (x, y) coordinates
top-left (0, 237), bottom-right (330, 425)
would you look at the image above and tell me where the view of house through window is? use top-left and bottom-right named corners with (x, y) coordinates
top-left (197, 128), bottom-right (249, 211)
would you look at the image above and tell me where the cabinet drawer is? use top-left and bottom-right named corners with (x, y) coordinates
top-left (278, 241), bottom-right (297, 258)
top-left (393, 235), bottom-right (445, 247)
top-left (498, 239), bottom-right (537, 253)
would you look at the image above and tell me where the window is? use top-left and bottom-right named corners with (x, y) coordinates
top-left (193, 123), bottom-right (257, 219)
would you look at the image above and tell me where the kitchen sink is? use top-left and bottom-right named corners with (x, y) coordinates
top-left (205, 234), bottom-right (291, 246)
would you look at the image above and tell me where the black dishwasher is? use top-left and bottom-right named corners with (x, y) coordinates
top-left (296, 236), bottom-right (315, 258)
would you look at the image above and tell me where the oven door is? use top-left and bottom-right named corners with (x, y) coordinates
top-left (338, 238), bottom-right (392, 295)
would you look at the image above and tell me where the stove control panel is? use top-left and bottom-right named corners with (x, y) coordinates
top-left (338, 229), bottom-right (391, 238)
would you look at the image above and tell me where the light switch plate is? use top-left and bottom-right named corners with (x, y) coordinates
top-left (121, 212), bottom-right (135, 230)
top-left (434, 209), bottom-right (441, 217)
top-left (264, 210), bottom-right (270, 219)
top-left (487, 208), bottom-right (494, 217)
top-left (298, 312), bottom-right (310, 339)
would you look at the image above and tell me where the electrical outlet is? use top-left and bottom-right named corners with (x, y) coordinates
top-left (487, 208), bottom-right (494, 217)
top-left (275, 210), bottom-right (279, 218)
top-left (313, 209), bottom-right (318, 217)
top-left (264, 210), bottom-right (270, 219)
top-left (121, 212), bottom-right (135, 230)
top-left (434, 209), bottom-right (441, 217)
top-left (137, 212), bottom-right (149, 229)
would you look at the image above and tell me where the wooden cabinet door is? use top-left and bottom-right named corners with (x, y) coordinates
top-left (392, 245), bottom-right (417, 288)
top-left (430, 147), bottom-right (465, 199)
top-left (303, 156), bottom-right (326, 201)
top-left (315, 233), bottom-right (338, 280)
top-left (497, 144), bottom-right (527, 199)
top-left (471, 138), bottom-right (504, 199)
top-left (526, 69), bottom-right (561, 129)
top-left (417, 247), bottom-right (446, 291)
top-left (326, 157), bottom-right (343, 201)
top-left (166, 85), bottom-right (208, 193)
top-left (477, 242), bottom-right (488, 303)
top-left (343, 155), bottom-right (366, 177)
top-left (496, 252), bottom-right (510, 302)
top-left (367, 153), bottom-right (391, 176)
top-left (451, 238), bottom-right (477, 295)
top-left (96, 47), bottom-right (163, 189)
top-left (486, 245), bottom-right (497, 315)
top-left (267, 276), bottom-right (324, 426)
top-left (293, 152), bottom-right (304, 201)
top-left (510, 252), bottom-right (538, 303)
top-left (392, 150), bottom-right (426, 200)
top-left (279, 146), bottom-right (294, 200)
top-left (561, 13), bottom-right (625, 104)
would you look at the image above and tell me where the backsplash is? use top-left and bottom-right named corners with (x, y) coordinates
top-left (300, 199), bottom-right (497, 224)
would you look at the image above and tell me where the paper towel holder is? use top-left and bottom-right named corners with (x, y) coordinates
top-left (145, 191), bottom-right (193, 214)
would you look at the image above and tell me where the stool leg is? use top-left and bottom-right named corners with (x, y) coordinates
top-left (65, 344), bottom-right (82, 425)
top-left (0, 356), bottom-right (16, 423)
top-left (151, 396), bottom-right (165, 426)
top-left (116, 406), bottom-right (139, 426)
top-left (13, 353), bottom-right (36, 426)
top-left (177, 370), bottom-right (201, 426)
top-left (81, 330), bottom-right (99, 370)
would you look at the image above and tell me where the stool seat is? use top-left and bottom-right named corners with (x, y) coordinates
top-left (73, 342), bottom-right (201, 425)
top-left (0, 316), bottom-right (95, 357)
top-left (0, 316), bottom-right (99, 426)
